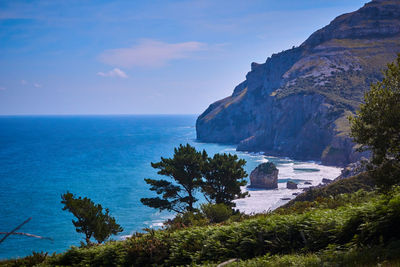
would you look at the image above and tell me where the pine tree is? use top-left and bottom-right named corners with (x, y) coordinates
top-left (202, 153), bottom-right (248, 207)
top-left (61, 192), bottom-right (123, 245)
top-left (140, 144), bottom-right (207, 213)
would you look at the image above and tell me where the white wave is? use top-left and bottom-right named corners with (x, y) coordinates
top-left (235, 159), bottom-right (342, 214)
top-left (256, 157), bottom-right (269, 163)
top-left (151, 222), bottom-right (164, 227)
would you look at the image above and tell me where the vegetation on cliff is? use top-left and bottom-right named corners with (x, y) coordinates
top-left (196, 0), bottom-right (400, 166)
top-left (350, 54), bottom-right (400, 189)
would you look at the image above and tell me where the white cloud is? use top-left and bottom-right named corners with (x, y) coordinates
top-left (98, 39), bottom-right (207, 68)
top-left (97, 68), bottom-right (128, 78)
top-left (33, 83), bottom-right (42, 88)
top-left (21, 80), bottom-right (27, 85)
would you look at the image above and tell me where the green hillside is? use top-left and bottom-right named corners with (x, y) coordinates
top-left (3, 172), bottom-right (400, 267)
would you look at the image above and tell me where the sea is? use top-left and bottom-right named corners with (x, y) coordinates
top-left (0, 115), bottom-right (341, 259)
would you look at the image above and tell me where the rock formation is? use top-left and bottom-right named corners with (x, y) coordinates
top-left (322, 178), bottom-right (333, 184)
top-left (249, 162), bottom-right (278, 189)
top-left (196, 0), bottom-right (400, 166)
top-left (337, 158), bottom-right (369, 179)
top-left (287, 181), bottom-right (298, 189)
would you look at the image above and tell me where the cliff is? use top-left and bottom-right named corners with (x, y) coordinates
top-left (196, 0), bottom-right (400, 166)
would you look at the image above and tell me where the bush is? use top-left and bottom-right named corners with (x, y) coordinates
top-left (281, 171), bottom-right (375, 211)
top-left (0, 251), bottom-right (48, 267)
top-left (200, 203), bottom-right (233, 223)
top-left (8, 186), bottom-right (400, 266)
top-left (165, 211), bottom-right (208, 230)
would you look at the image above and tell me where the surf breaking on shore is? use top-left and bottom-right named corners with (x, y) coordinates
top-left (234, 154), bottom-right (342, 214)
top-left (139, 151), bottom-right (342, 233)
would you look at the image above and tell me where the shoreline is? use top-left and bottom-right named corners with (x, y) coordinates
top-left (234, 157), bottom-right (342, 214)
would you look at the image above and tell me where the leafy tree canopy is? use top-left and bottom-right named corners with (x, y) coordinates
top-left (350, 54), bottom-right (400, 187)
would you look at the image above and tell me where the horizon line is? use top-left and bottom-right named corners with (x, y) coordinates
top-left (0, 113), bottom-right (200, 117)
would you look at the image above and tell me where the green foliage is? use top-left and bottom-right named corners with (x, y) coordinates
top-left (0, 251), bottom-right (49, 267)
top-left (349, 54), bottom-right (400, 188)
top-left (200, 203), bottom-right (233, 223)
top-left (37, 188), bottom-right (400, 266)
top-left (61, 192), bottom-right (123, 245)
top-left (202, 153), bottom-right (248, 207)
top-left (8, 186), bottom-right (400, 266)
top-left (257, 162), bottom-right (277, 174)
top-left (199, 242), bottom-right (400, 267)
top-left (165, 203), bottom-right (238, 230)
top-left (281, 171), bottom-right (375, 210)
top-left (370, 160), bottom-right (400, 190)
top-left (141, 145), bottom-right (248, 212)
top-left (140, 144), bottom-right (208, 213)
top-left (165, 211), bottom-right (208, 230)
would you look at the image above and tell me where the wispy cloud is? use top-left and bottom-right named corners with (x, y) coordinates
top-left (97, 68), bottom-right (128, 78)
top-left (99, 39), bottom-right (207, 68)
top-left (21, 80), bottom-right (43, 88)
top-left (0, 86), bottom-right (6, 91)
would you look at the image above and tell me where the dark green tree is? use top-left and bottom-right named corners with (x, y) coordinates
top-left (349, 54), bottom-right (400, 187)
top-left (202, 153), bottom-right (248, 207)
top-left (140, 144), bottom-right (207, 213)
top-left (61, 192), bottom-right (123, 245)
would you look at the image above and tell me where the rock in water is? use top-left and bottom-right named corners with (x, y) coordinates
top-left (287, 181), bottom-right (298, 189)
top-left (249, 162), bottom-right (278, 189)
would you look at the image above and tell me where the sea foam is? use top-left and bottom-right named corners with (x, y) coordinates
top-left (234, 154), bottom-right (342, 214)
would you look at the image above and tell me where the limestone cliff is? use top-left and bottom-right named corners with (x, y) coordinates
top-left (196, 0), bottom-right (400, 166)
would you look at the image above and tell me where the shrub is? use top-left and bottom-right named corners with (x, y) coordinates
top-left (200, 203), bottom-right (233, 223)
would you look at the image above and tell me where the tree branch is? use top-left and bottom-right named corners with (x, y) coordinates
top-left (0, 232), bottom-right (53, 241)
top-left (0, 217), bottom-right (32, 244)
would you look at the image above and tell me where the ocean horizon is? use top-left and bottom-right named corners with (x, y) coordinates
top-left (0, 115), bottom-right (341, 259)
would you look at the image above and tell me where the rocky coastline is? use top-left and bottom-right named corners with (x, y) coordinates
top-left (196, 0), bottom-right (400, 167)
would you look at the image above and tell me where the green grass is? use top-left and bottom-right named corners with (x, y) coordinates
top-left (275, 37), bottom-right (400, 111)
top-left (280, 171), bottom-right (375, 212)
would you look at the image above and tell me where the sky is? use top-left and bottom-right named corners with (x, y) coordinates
top-left (0, 0), bottom-right (369, 115)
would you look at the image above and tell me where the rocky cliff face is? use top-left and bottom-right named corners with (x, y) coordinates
top-left (196, 0), bottom-right (400, 166)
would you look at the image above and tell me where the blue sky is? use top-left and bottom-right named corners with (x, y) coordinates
top-left (0, 0), bottom-right (368, 115)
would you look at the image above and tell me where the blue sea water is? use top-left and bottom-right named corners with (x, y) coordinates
top-left (0, 115), bottom-right (341, 259)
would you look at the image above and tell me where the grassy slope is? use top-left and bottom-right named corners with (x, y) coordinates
top-left (276, 37), bottom-right (400, 111)
top-left (3, 172), bottom-right (400, 267)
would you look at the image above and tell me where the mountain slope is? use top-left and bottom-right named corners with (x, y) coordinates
top-left (196, 0), bottom-right (400, 166)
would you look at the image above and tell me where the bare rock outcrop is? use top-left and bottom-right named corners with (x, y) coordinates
top-left (249, 162), bottom-right (278, 189)
top-left (287, 181), bottom-right (298, 189)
